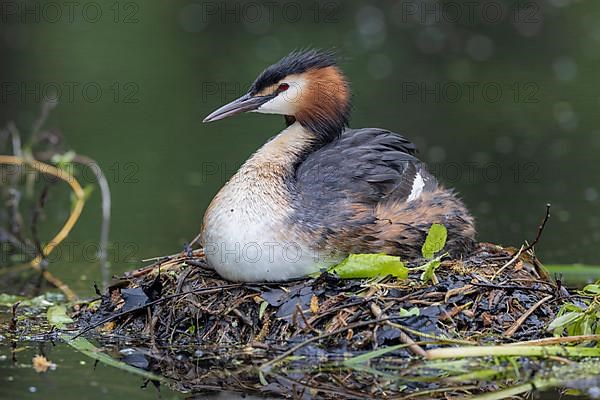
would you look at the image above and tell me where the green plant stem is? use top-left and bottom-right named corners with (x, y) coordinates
top-left (427, 345), bottom-right (600, 360)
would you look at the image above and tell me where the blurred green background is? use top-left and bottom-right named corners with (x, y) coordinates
top-left (1, 0), bottom-right (600, 295)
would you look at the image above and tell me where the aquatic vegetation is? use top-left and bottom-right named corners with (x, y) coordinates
top-left (54, 237), bottom-right (598, 398)
top-left (549, 281), bottom-right (600, 336)
top-left (0, 100), bottom-right (111, 299)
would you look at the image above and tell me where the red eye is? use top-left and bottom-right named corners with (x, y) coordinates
top-left (278, 83), bottom-right (289, 91)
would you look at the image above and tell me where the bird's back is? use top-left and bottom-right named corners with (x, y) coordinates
top-left (292, 128), bottom-right (474, 258)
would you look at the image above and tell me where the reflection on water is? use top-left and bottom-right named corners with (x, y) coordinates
top-left (0, 337), bottom-right (260, 399)
top-left (0, 342), bottom-right (180, 400)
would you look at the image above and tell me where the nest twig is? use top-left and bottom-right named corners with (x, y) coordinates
top-left (74, 242), bottom-right (566, 398)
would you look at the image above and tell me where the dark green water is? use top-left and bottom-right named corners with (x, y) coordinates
top-left (0, 343), bottom-right (181, 399)
top-left (1, 0), bottom-right (600, 398)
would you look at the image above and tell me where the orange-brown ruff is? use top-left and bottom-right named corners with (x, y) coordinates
top-left (201, 50), bottom-right (475, 282)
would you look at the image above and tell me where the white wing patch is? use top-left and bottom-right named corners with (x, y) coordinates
top-left (407, 172), bottom-right (425, 202)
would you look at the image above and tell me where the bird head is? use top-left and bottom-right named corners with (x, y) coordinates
top-left (203, 49), bottom-right (351, 141)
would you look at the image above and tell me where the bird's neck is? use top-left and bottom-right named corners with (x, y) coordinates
top-left (241, 121), bottom-right (318, 178)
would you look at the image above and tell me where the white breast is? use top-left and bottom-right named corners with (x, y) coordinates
top-left (201, 123), bottom-right (340, 282)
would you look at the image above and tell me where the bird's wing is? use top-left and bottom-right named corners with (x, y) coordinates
top-left (295, 128), bottom-right (437, 207)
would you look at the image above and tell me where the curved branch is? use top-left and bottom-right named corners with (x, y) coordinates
top-left (0, 155), bottom-right (85, 301)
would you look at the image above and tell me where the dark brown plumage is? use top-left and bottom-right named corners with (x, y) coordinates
top-left (292, 127), bottom-right (474, 259)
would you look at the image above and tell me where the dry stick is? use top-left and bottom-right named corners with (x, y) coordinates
top-left (72, 283), bottom-right (242, 339)
top-left (0, 155), bottom-right (85, 301)
top-left (370, 302), bottom-right (427, 358)
top-left (470, 282), bottom-right (554, 295)
top-left (9, 302), bottom-right (19, 332)
top-left (294, 304), bottom-right (319, 334)
top-left (0, 227), bottom-right (37, 260)
top-left (125, 256), bottom-right (190, 278)
top-left (504, 295), bottom-right (553, 337)
top-left (387, 322), bottom-right (477, 345)
top-left (141, 248), bottom-right (205, 263)
top-left (488, 203), bottom-right (552, 263)
top-left (522, 203), bottom-right (551, 254)
top-left (260, 316), bottom-right (408, 371)
top-left (491, 244), bottom-right (524, 282)
top-left (510, 277), bottom-right (558, 288)
top-left (30, 182), bottom-right (52, 258)
top-left (187, 231), bottom-right (203, 248)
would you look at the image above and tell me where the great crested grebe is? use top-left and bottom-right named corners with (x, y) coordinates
top-left (201, 49), bottom-right (475, 282)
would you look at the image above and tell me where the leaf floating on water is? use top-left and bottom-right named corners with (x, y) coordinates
top-left (330, 254), bottom-right (408, 279)
top-left (422, 223), bottom-right (448, 259)
top-left (45, 303), bottom-right (163, 381)
top-left (47, 305), bottom-right (74, 329)
top-left (1, 293), bottom-right (63, 308)
top-left (0, 293), bottom-right (24, 306)
top-left (65, 336), bottom-right (163, 381)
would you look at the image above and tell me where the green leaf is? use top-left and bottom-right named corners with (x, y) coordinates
top-left (420, 259), bottom-right (441, 283)
top-left (82, 184), bottom-right (95, 201)
top-left (65, 335), bottom-right (163, 382)
top-left (330, 254), bottom-right (407, 279)
top-left (46, 304), bottom-right (163, 382)
top-left (583, 284), bottom-right (600, 295)
top-left (547, 311), bottom-right (582, 332)
top-left (419, 253), bottom-right (447, 283)
top-left (259, 301), bottom-right (268, 319)
top-left (70, 185), bottom-right (93, 210)
top-left (0, 292), bottom-right (64, 308)
top-left (581, 315), bottom-right (594, 336)
top-left (0, 293), bottom-right (24, 306)
top-left (398, 306), bottom-right (420, 318)
top-left (344, 343), bottom-right (409, 366)
top-left (422, 223), bottom-right (447, 259)
top-left (258, 370), bottom-right (269, 386)
top-left (51, 150), bottom-right (76, 169)
top-left (47, 305), bottom-right (74, 328)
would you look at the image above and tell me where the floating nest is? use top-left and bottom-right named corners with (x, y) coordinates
top-left (74, 242), bottom-right (571, 398)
